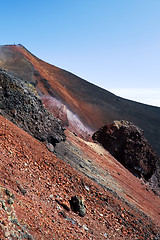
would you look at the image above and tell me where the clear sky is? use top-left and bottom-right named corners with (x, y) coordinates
top-left (1, 0), bottom-right (160, 106)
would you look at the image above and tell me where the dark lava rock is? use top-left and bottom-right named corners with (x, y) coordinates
top-left (92, 120), bottom-right (160, 196)
top-left (5, 189), bottom-right (15, 199)
top-left (0, 69), bottom-right (65, 145)
top-left (70, 195), bottom-right (86, 217)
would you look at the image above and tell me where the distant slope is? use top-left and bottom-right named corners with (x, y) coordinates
top-left (0, 44), bottom-right (160, 155)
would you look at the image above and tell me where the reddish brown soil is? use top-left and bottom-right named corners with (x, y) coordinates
top-left (0, 115), bottom-right (160, 239)
top-left (65, 131), bottom-right (160, 224)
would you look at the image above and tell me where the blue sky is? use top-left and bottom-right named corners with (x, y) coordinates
top-left (1, 0), bottom-right (160, 106)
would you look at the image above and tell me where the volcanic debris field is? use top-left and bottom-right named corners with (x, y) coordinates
top-left (0, 115), bottom-right (160, 239)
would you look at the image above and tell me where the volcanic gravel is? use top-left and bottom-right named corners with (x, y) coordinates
top-left (0, 115), bottom-right (160, 239)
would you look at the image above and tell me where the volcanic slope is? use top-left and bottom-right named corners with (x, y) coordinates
top-left (0, 115), bottom-right (160, 239)
top-left (0, 44), bottom-right (160, 155)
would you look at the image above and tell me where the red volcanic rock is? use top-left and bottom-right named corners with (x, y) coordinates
top-left (0, 45), bottom-right (160, 239)
top-left (0, 116), bottom-right (160, 239)
top-left (92, 120), bottom-right (160, 195)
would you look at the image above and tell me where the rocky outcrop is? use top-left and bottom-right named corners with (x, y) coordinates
top-left (0, 69), bottom-right (65, 145)
top-left (92, 120), bottom-right (160, 195)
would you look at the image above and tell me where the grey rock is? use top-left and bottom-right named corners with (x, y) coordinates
top-left (7, 198), bottom-right (14, 204)
top-left (47, 143), bottom-right (55, 152)
top-left (0, 69), bottom-right (65, 146)
top-left (70, 195), bottom-right (86, 217)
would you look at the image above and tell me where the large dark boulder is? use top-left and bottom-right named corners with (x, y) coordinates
top-left (0, 69), bottom-right (65, 145)
top-left (92, 120), bottom-right (160, 195)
